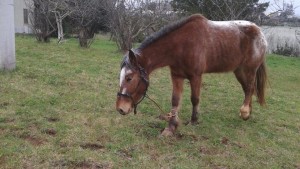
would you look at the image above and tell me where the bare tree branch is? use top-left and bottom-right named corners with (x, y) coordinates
top-left (105, 0), bottom-right (177, 51)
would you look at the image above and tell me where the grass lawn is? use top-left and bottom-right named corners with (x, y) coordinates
top-left (0, 35), bottom-right (300, 168)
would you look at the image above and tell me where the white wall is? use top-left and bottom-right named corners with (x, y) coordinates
top-left (261, 26), bottom-right (300, 54)
top-left (0, 0), bottom-right (16, 70)
top-left (14, 0), bottom-right (32, 34)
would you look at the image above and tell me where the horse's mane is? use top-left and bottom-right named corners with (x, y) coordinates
top-left (120, 14), bottom-right (206, 68)
top-left (138, 14), bottom-right (206, 50)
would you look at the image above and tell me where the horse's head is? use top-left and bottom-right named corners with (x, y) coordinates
top-left (116, 49), bottom-right (149, 115)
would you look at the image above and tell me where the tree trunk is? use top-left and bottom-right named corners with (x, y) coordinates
top-left (79, 28), bottom-right (88, 48)
top-left (54, 12), bottom-right (64, 43)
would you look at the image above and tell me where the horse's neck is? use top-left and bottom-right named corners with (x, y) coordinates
top-left (138, 47), bottom-right (170, 75)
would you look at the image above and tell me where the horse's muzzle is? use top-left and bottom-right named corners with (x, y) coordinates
top-left (117, 107), bottom-right (128, 115)
top-left (116, 99), bottom-right (132, 115)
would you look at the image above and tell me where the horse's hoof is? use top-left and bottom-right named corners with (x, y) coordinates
top-left (160, 128), bottom-right (174, 137)
top-left (158, 112), bottom-right (172, 122)
top-left (240, 113), bottom-right (250, 120)
top-left (240, 105), bottom-right (250, 121)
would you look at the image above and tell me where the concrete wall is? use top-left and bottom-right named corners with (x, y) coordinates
top-left (14, 0), bottom-right (32, 34)
top-left (0, 0), bottom-right (16, 70)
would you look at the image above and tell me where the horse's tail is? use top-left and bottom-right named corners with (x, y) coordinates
top-left (255, 61), bottom-right (267, 106)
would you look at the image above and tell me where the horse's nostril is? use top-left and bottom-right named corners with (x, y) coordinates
top-left (118, 108), bottom-right (126, 115)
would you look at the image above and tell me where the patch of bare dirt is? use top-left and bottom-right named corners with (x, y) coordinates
top-left (200, 135), bottom-right (210, 140)
top-left (43, 128), bottom-right (57, 136)
top-left (221, 137), bottom-right (229, 145)
top-left (46, 117), bottom-right (59, 122)
top-left (59, 142), bottom-right (69, 148)
top-left (294, 163), bottom-right (300, 169)
top-left (96, 134), bottom-right (112, 143)
top-left (199, 146), bottom-right (212, 155)
top-left (210, 163), bottom-right (228, 169)
top-left (0, 102), bottom-right (9, 108)
top-left (80, 143), bottom-right (105, 151)
top-left (0, 117), bottom-right (15, 123)
top-left (22, 135), bottom-right (45, 146)
top-left (117, 149), bottom-right (133, 161)
top-left (147, 122), bottom-right (162, 129)
top-left (199, 146), bottom-right (220, 155)
top-left (231, 142), bottom-right (246, 148)
top-left (174, 133), bottom-right (207, 141)
top-left (0, 156), bottom-right (6, 166)
top-left (220, 137), bottom-right (246, 148)
top-left (54, 160), bottom-right (113, 169)
top-left (174, 133), bottom-right (199, 141)
top-left (150, 151), bottom-right (160, 161)
top-left (74, 161), bottom-right (110, 169)
top-left (0, 128), bottom-right (5, 135)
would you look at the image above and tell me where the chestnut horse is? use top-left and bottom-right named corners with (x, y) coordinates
top-left (116, 14), bottom-right (267, 136)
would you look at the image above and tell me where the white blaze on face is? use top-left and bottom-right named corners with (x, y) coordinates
top-left (119, 67), bottom-right (133, 95)
top-left (120, 67), bottom-right (126, 87)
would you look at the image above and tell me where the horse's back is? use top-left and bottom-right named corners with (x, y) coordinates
top-left (211, 19), bottom-right (267, 56)
top-left (201, 19), bottom-right (267, 73)
top-left (155, 14), bottom-right (267, 75)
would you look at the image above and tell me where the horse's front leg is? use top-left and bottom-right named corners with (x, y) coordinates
top-left (189, 75), bottom-right (202, 125)
top-left (160, 75), bottom-right (184, 136)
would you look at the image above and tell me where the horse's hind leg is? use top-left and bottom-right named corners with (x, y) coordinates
top-left (189, 75), bottom-right (202, 124)
top-left (160, 75), bottom-right (184, 136)
top-left (234, 67), bottom-right (256, 120)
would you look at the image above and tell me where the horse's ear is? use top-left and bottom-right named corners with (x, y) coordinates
top-left (128, 49), bottom-right (138, 67)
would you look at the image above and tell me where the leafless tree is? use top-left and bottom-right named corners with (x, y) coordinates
top-left (26, 0), bottom-right (104, 46)
top-left (171, 0), bottom-right (269, 23)
top-left (50, 0), bottom-right (74, 43)
top-left (268, 0), bottom-right (298, 14)
top-left (207, 1), bottom-right (252, 20)
top-left (105, 0), bottom-right (175, 51)
top-left (69, 0), bottom-right (106, 48)
top-left (26, 0), bottom-right (72, 43)
top-left (264, 0), bottom-right (300, 22)
top-left (26, 0), bottom-right (56, 42)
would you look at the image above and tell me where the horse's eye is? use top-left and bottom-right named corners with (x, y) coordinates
top-left (126, 77), bottom-right (132, 82)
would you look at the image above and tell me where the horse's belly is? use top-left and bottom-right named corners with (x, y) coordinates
top-left (204, 56), bottom-right (242, 73)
